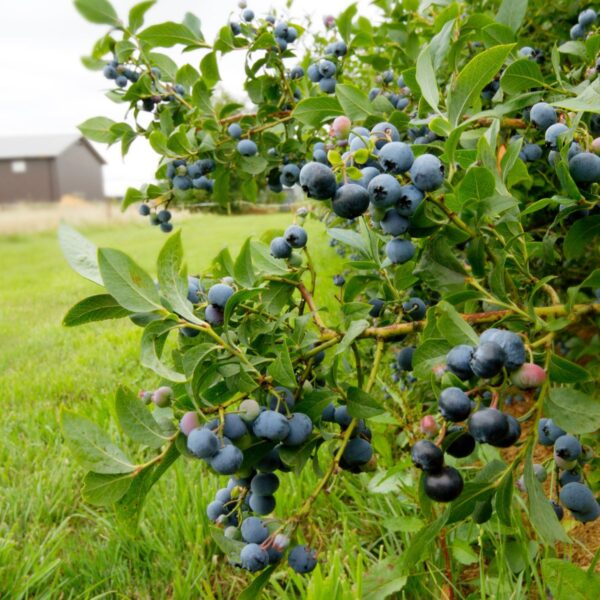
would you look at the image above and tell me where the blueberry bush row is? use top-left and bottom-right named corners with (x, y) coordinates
top-left (62, 0), bottom-right (600, 596)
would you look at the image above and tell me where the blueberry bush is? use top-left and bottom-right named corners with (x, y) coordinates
top-left (62, 0), bottom-right (600, 596)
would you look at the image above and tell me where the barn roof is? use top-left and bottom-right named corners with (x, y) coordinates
top-left (0, 134), bottom-right (106, 164)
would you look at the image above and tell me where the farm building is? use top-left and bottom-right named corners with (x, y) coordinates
top-left (0, 134), bottom-right (105, 203)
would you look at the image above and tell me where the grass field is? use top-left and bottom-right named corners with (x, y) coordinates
top-left (0, 213), bottom-right (405, 599)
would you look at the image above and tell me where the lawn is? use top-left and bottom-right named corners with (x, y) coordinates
top-left (0, 213), bottom-right (411, 599)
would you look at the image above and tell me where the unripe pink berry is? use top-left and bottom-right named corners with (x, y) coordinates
top-left (180, 411), bottom-right (200, 436)
top-left (510, 363), bottom-right (547, 389)
top-left (331, 115), bottom-right (351, 139)
top-left (152, 385), bottom-right (174, 407)
top-left (323, 15), bottom-right (335, 28)
top-left (420, 415), bottom-right (439, 436)
top-left (592, 137), bottom-right (600, 154)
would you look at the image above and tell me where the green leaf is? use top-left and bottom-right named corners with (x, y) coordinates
top-left (141, 319), bottom-right (186, 382)
top-left (413, 338), bottom-right (451, 380)
top-left (78, 116), bottom-right (118, 143)
top-left (63, 294), bottom-right (131, 327)
top-left (121, 187), bottom-right (145, 212)
top-left (549, 354), bottom-right (591, 383)
top-left (292, 96), bottom-right (343, 128)
top-left (61, 410), bottom-right (136, 474)
top-left (447, 44), bottom-right (514, 126)
top-left (157, 231), bottom-right (202, 324)
top-left (546, 388), bottom-right (600, 434)
top-left (413, 237), bottom-right (468, 293)
top-left (335, 319), bottom-right (369, 356)
top-left (400, 513), bottom-right (448, 568)
top-left (335, 84), bottom-right (373, 121)
top-left (234, 239), bottom-right (256, 288)
top-left (457, 167), bottom-right (495, 205)
top-left (128, 0), bottom-right (156, 32)
top-left (336, 4), bottom-right (357, 43)
top-left (415, 45), bottom-right (439, 112)
top-left (564, 215), bottom-right (600, 260)
top-left (363, 558), bottom-right (407, 600)
top-left (500, 58), bottom-right (543, 95)
top-left (347, 386), bottom-right (384, 419)
top-left (250, 241), bottom-right (289, 276)
top-left (524, 445), bottom-right (569, 544)
top-left (98, 248), bottom-right (163, 313)
top-left (327, 228), bottom-right (369, 255)
top-left (115, 386), bottom-right (168, 449)
top-left (74, 0), bottom-right (119, 25)
top-left (238, 566), bottom-right (278, 600)
top-left (435, 301), bottom-right (479, 346)
top-left (496, 0), bottom-right (528, 33)
top-left (82, 472), bottom-right (133, 506)
top-left (541, 559), bottom-right (600, 600)
top-left (200, 51), bottom-right (220, 87)
top-left (58, 223), bottom-right (103, 285)
top-left (267, 343), bottom-right (296, 389)
top-left (495, 470), bottom-right (513, 526)
top-left (138, 22), bottom-right (207, 48)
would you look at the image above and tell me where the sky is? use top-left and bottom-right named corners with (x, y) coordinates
top-left (0, 0), bottom-right (376, 196)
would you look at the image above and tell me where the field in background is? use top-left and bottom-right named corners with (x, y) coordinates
top-left (1, 212), bottom-right (391, 599)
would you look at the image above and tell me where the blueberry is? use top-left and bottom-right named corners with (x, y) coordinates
top-left (138, 203), bottom-right (150, 216)
top-left (187, 427), bottom-right (219, 458)
top-left (579, 8), bottom-right (597, 27)
top-left (438, 387), bottom-right (472, 422)
top-left (570, 23), bottom-right (586, 39)
top-left (307, 63), bottom-right (322, 82)
top-left (444, 426), bottom-right (476, 458)
top-left (518, 46), bottom-right (535, 58)
top-left (397, 185), bottom-right (424, 216)
top-left (240, 543), bottom-right (270, 572)
top-left (322, 403), bottom-right (336, 422)
top-left (253, 410), bottom-right (291, 441)
top-left (228, 123), bottom-right (243, 139)
top-left (468, 408), bottom-right (509, 444)
top-left (273, 21), bottom-right (288, 38)
top-left (251, 473), bottom-right (280, 495)
top-left (559, 482), bottom-right (599, 514)
top-left (103, 64), bottom-right (118, 79)
top-left (248, 493), bottom-right (276, 515)
top-left (241, 516), bottom-right (269, 544)
top-left (207, 283), bottom-right (234, 308)
top-left (286, 26), bottom-right (298, 43)
top-left (319, 77), bottom-right (337, 93)
top-left (237, 139), bottom-right (258, 156)
top-left (369, 298), bottom-right (385, 318)
top-left (490, 414), bottom-right (521, 448)
top-left (423, 466), bottom-right (464, 502)
top-left (242, 8), bottom-right (254, 21)
top-left (378, 142), bottom-right (414, 174)
top-left (187, 276), bottom-right (202, 303)
top-left (402, 297), bottom-right (426, 320)
top-left (333, 41), bottom-right (347, 57)
top-left (551, 500), bottom-right (564, 521)
top-left (538, 418), bottom-right (566, 446)
top-left (396, 346), bottom-right (415, 371)
top-left (334, 405), bottom-right (352, 428)
top-left (207, 500), bottom-right (225, 521)
top-left (288, 545), bottom-right (317, 573)
top-left (569, 151), bottom-right (600, 183)
top-left (210, 443), bottom-right (244, 475)
top-left (284, 225), bottom-right (307, 248)
top-left (215, 487), bottom-right (232, 504)
top-left (313, 148), bottom-right (328, 163)
top-left (318, 59), bottom-right (336, 78)
top-left (470, 342), bottom-right (506, 378)
top-left (223, 414), bottom-right (248, 440)
top-left (544, 123), bottom-right (569, 149)
top-left (368, 174), bottom-right (402, 208)
top-left (205, 304), bottom-right (224, 326)
top-left (519, 143), bottom-right (543, 162)
top-left (411, 439), bottom-right (443, 471)
top-left (349, 126), bottom-right (370, 144)
top-left (289, 65), bottom-right (304, 80)
top-left (280, 164), bottom-right (300, 187)
top-left (270, 236), bottom-right (293, 259)
top-left (480, 329), bottom-right (525, 372)
top-left (115, 75), bottom-right (128, 88)
top-left (409, 154), bottom-right (445, 191)
top-left (381, 209), bottom-right (409, 236)
top-left (230, 21), bottom-right (241, 35)
top-left (342, 438), bottom-right (373, 467)
top-left (370, 122), bottom-right (400, 149)
top-left (157, 209), bottom-right (171, 223)
top-left (333, 274), bottom-right (345, 287)
top-left (332, 184), bottom-right (370, 219)
top-left (299, 162), bottom-right (337, 200)
top-left (554, 434), bottom-right (582, 462)
top-left (172, 175), bottom-right (192, 190)
top-left (559, 468), bottom-right (582, 487)
top-left (159, 222), bottom-right (173, 233)
top-left (530, 102), bottom-right (557, 131)
top-left (283, 413), bottom-right (313, 446)
top-left (179, 411), bottom-right (200, 436)
top-left (257, 448), bottom-right (284, 473)
top-left (268, 386), bottom-right (295, 413)
top-left (446, 345), bottom-right (475, 380)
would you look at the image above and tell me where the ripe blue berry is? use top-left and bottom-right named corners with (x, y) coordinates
top-left (237, 139), bottom-right (258, 156)
top-left (284, 225), bottom-right (307, 248)
top-left (253, 410), bottom-right (291, 441)
top-left (544, 123), bottom-right (569, 149)
top-left (468, 408), bottom-right (509, 444)
top-left (402, 297), bottom-right (426, 320)
top-left (249, 493), bottom-right (276, 515)
top-left (209, 444), bottom-right (244, 475)
top-left (424, 466), bottom-right (464, 502)
top-left (241, 516), bottom-right (269, 544)
top-left (396, 346), bottom-right (415, 371)
top-left (444, 426), bottom-right (476, 458)
top-left (538, 418), bottom-right (566, 446)
top-left (446, 345), bottom-right (475, 380)
top-left (378, 142), bottom-right (414, 174)
top-left (207, 500), bottom-right (225, 521)
top-left (368, 298), bottom-right (385, 318)
top-left (411, 439), bottom-right (443, 471)
top-left (470, 342), bottom-right (506, 378)
top-left (270, 236), bottom-right (293, 259)
top-left (397, 184), bottom-right (424, 216)
top-left (280, 164), bottom-right (300, 187)
top-left (409, 154), bottom-right (444, 191)
top-left (438, 387), bottom-right (472, 422)
top-left (240, 543), bottom-right (269, 572)
top-left (227, 123), bottom-right (243, 139)
top-left (299, 162), bottom-right (337, 200)
top-left (268, 386), bottom-right (295, 413)
top-left (569, 151), bottom-right (600, 183)
top-left (579, 8), bottom-right (597, 27)
top-left (332, 184), bottom-right (370, 218)
top-left (319, 77), bottom-right (337, 93)
top-left (223, 414), bottom-right (248, 440)
top-left (207, 283), bottom-right (234, 308)
top-left (342, 437), bottom-right (373, 467)
top-left (138, 203), bottom-right (150, 216)
top-left (283, 413), bottom-right (313, 446)
top-left (530, 102), bottom-right (557, 131)
top-left (370, 122), bottom-right (400, 149)
top-left (251, 473), bottom-right (280, 496)
top-left (288, 545), bottom-right (317, 573)
top-left (205, 304), bottom-right (224, 326)
top-left (381, 209), bottom-right (409, 236)
top-left (187, 427), bottom-right (219, 459)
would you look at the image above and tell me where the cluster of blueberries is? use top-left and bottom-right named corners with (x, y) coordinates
top-left (137, 204), bottom-right (173, 233)
top-left (411, 329), bottom-right (530, 503)
top-left (306, 39), bottom-right (348, 94)
top-left (368, 73), bottom-right (412, 111)
top-left (522, 101), bottom-right (600, 183)
top-left (230, 6), bottom-right (299, 53)
top-left (570, 7), bottom-right (597, 40)
top-left (270, 223), bottom-right (308, 259)
top-left (102, 59), bottom-right (139, 88)
top-left (535, 419), bottom-right (599, 523)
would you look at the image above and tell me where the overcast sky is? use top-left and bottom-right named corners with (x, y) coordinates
top-left (0, 0), bottom-right (376, 196)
